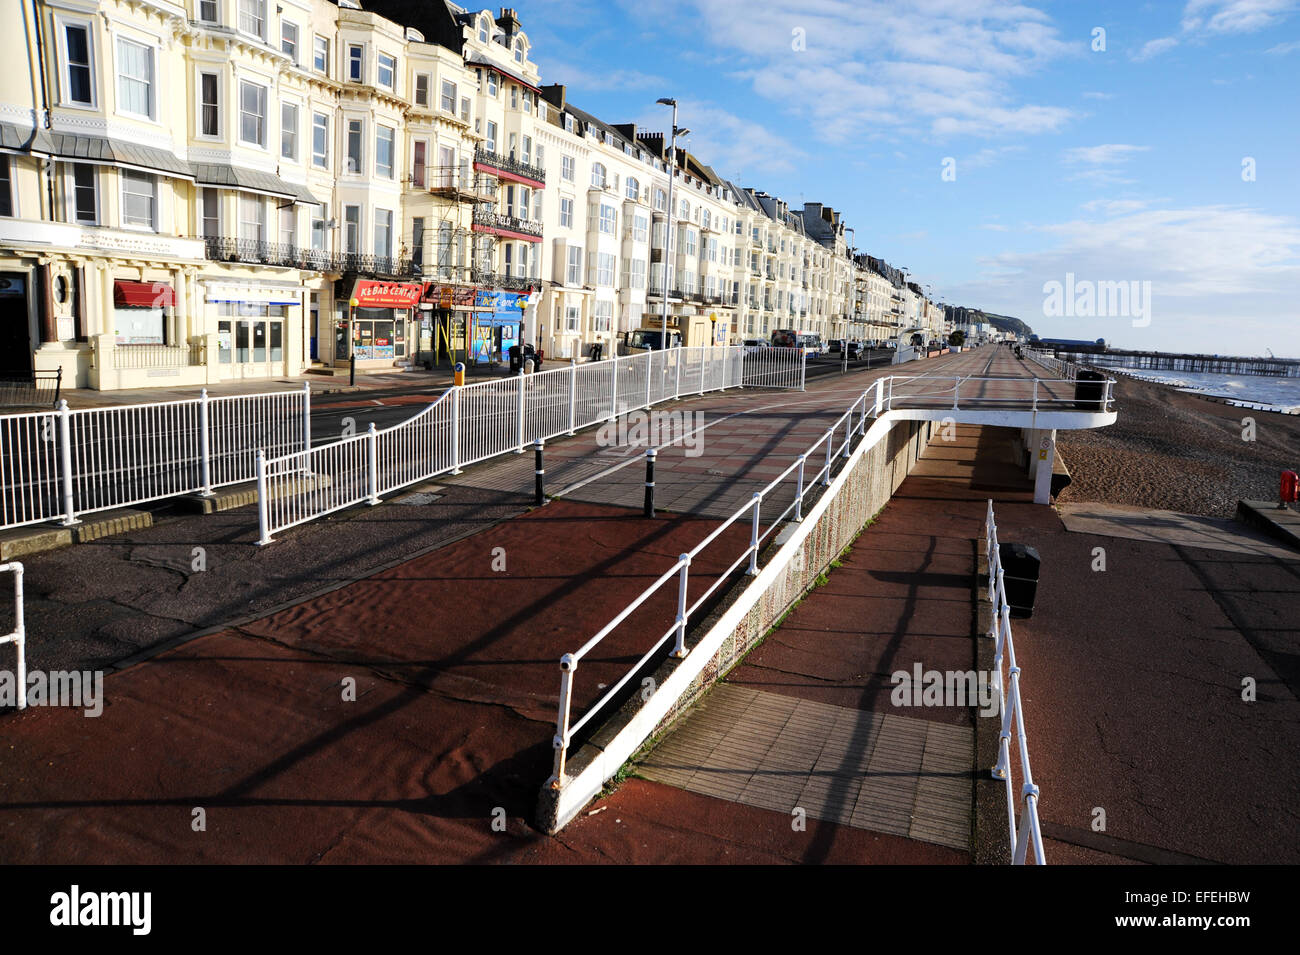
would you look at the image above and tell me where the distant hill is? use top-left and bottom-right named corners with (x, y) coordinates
top-left (982, 312), bottom-right (1034, 339)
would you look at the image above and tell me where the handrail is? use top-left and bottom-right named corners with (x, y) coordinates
top-left (985, 500), bottom-right (1046, 865)
top-left (0, 561), bottom-right (25, 710)
top-left (548, 382), bottom-right (878, 787)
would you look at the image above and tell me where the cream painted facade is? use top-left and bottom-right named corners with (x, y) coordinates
top-left (2, 0), bottom-right (947, 391)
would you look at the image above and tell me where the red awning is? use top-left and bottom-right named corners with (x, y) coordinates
top-left (114, 280), bottom-right (175, 308)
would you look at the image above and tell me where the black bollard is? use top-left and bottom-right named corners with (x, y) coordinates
top-left (349, 352), bottom-right (356, 387)
top-left (644, 447), bottom-right (656, 518)
top-left (534, 439), bottom-right (545, 506)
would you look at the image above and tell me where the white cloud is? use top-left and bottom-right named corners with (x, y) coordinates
top-left (1081, 91), bottom-right (1115, 99)
top-left (1265, 38), bottom-right (1300, 53)
top-left (1181, 0), bottom-right (1299, 34)
top-left (631, 100), bottom-right (807, 179)
top-left (537, 60), bottom-right (665, 91)
top-left (1063, 144), bottom-right (1151, 165)
top-left (944, 204), bottom-right (1300, 353)
top-left (619, 0), bottom-right (1079, 141)
top-left (1080, 199), bottom-right (1152, 215)
top-left (1133, 36), bottom-right (1179, 60)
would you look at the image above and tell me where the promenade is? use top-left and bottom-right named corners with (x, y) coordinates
top-left (3, 345), bottom-right (1285, 864)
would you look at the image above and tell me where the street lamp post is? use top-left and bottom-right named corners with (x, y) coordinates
top-left (656, 98), bottom-right (689, 350)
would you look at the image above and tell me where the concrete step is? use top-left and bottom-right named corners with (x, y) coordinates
top-left (1236, 500), bottom-right (1300, 551)
top-left (180, 474), bottom-right (335, 514)
top-left (0, 508), bottom-right (153, 559)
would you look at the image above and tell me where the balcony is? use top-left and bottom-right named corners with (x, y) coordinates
top-left (203, 237), bottom-right (416, 277)
top-left (471, 268), bottom-right (535, 292)
top-left (473, 146), bottom-right (546, 187)
top-left (424, 168), bottom-right (497, 203)
top-left (472, 207), bottom-right (544, 241)
top-left (204, 236), bottom-right (334, 271)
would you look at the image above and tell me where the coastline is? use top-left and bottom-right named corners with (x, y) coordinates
top-left (1055, 373), bottom-right (1300, 519)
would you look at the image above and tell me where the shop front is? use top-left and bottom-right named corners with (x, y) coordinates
top-left (420, 283), bottom-right (477, 368)
top-left (335, 279), bottom-right (422, 370)
top-left (204, 281), bottom-right (305, 381)
top-left (470, 289), bottom-right (529, 365)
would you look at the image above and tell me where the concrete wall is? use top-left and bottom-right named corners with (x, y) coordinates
top-left (537, 411), bottom-right (935, 832)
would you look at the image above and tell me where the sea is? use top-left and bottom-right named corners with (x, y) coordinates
top-left (1095, 365), bottom-right (1300, 415)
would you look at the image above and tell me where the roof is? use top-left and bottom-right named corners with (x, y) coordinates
top-left (30, 130), bottom-right (193, 179)
top-left (465, 54), bottom-right (540, 94)
top-left (191, 164), bottom-right (317, 204)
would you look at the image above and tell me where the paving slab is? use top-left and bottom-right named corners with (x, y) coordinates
top-left (1059, 502), bottom-right (1300, 560)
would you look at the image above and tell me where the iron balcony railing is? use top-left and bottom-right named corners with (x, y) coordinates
top-left (473, 146), bottom-right (546, 185)
top-left (472, 207), bottom-right (544, 239)
top-left (471, 269), bottom-right (535, 292)
top-left (203, 237), bottom-right (415, 277)
top-left (0, 369), bottom-right (62, 409)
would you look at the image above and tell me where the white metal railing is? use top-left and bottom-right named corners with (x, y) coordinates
top-left (112, 343), bottom-right (205, 370)
top-left (0, 385), bottom-right (310, 531)
top-left (879, 375), bottom-right (1115, 414)
top-left (1023, 348), bottom-right (1078, 381)
top-left (547, 377), bottom-right (883, 788)
top-left (256, 345), bottom-right (804, 544)
top-left (0, 561), bottom-right (25, 710)
top-left (985, 499), bottom-right (1046, 865)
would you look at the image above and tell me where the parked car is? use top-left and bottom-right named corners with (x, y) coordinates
top-left (742, 338), bottom-right (770, 349)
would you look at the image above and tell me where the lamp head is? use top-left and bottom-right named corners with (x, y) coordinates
top-left (675, 127), bottom-right (691, 138)
top-left (656, 97), bottom-right (676, 106)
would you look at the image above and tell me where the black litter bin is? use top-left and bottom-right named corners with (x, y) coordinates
top-left (1074, 369), bottom-right (1106, 410)
top-left (508, 344), bottom-right (523, 373)
top-left (998, 542), bottom-right (1040, 617)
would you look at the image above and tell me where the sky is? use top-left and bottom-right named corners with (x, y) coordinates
top-left (506, 0), bottom-right (1300, 357)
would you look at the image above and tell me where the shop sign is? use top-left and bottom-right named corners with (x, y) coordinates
top-left (353, 280), bottom-right (422, 308)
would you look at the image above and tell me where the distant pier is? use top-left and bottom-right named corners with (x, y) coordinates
top-left (1052, 348), bottom-right (1300, 378)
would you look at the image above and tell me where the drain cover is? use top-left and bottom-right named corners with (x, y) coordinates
top-left (393, 492), bottom-right (442, 506)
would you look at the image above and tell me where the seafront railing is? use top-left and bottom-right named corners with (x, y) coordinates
top-left (1024, 348), bottom-right (1079, 381)
top-left (0, 561), bottom-right (26, 710)
top-left (0, 386), bottom-right (310, 532)
top-left (879, 375), bottom-right (1113, 413)
top-left (985, 499), bottom-right (1047, 865)
top-left (547, 379), bottom-right (883, 789)
top-left (255, 345), bottom-right (806, 544)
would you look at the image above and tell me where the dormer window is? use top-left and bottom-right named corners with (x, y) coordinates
top-left (478, 16), bottom-right (489, 43)
top-left (514, 39), bottom-right (525, 63)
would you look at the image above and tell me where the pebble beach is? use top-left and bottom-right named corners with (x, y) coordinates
top-left (1055, 373), bottom-right (1300, 518)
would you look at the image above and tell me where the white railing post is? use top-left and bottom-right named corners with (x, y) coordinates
top-left (56, 399), bottom-right (79, 526)
top-left (700, 347), bottom-right (707, 396)
top-left (746, 493), bottom-right (762, 575)
top-left (842, 414), bottom-right (852, 458)
top-left (302, 381), bottom-right (313, 457)
top-left (799, 352), bottom-right (807, 391)
top-left (608, 354), bottom-right (618, 421)
top-left (366, 422), bottom-right (380, 504)
top-left (874, 378), bottom-right (884, 416)
top-left (645, 352), bottom-right (653, 409)
top-left (198, 388), bottom-right (214, 496)
top-left (0, 562), bottom-right (26, 709)
top-left (859, 390), bottom-right (869, 434)
top-left (255, 450), bottom-right (273, 546)
top-left (887, 376), bottom-right (894, 410)
top-left (451, 384), bottom-right (462, 474)
top-left (549, 654), bottom-right (577, 790)
top-left (674, 346), bottom-right (682, 399)
top-left (515, 371), bottom-right (526, 453)
top-left (823, 428), bottom-right (833, 485)
top-left (1032, 379), bottom-right (1039, 412)
top-left (672, 554), bottom-right (691, 658)
top-left (953, 377), bottom-right (961, 410)
top-left (794, 454), bottom-right (806, 522)
top-left (568, 360), bottom-right (577, 435)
